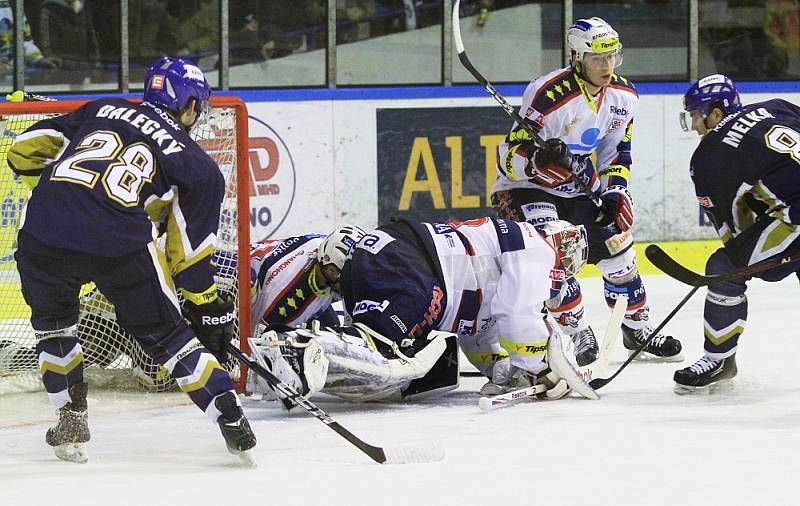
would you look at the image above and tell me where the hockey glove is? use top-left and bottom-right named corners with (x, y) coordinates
top-left (184, 293), bottom-right (236, 364)
top-left (531, 138), bottom-right (598, 191)
top-left (597, 185), bottom-right (634, 233)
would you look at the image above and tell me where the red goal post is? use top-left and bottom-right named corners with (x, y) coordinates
top-left (0, 96), bottom-right (252, 393)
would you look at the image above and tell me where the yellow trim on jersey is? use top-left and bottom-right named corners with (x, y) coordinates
top-left (7, 133), bottom-right (67, 188)
top-left (598, 164), bottom-right (630, 183)
top-left (499, 337), bottom-right (548, 357)
top-left (462, 350), bottom-right (510, 365)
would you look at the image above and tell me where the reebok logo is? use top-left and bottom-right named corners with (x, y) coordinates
top-left (610, 106), bottom-right (629, 116)
top-left (201, 312), bottom-right (235, 326)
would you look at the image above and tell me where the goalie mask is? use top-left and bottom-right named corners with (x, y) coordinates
top-left (680, 74), bottom-right (741, 132)
top-left (540, 221), bottom-right (588, 278)
top-left (567, 17), bottom-right (623, 70)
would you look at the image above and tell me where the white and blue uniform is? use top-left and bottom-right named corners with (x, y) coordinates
top-left (248, 235), bottom-right (338, 336)
top-left (340, 218), bottom-right (563, 376)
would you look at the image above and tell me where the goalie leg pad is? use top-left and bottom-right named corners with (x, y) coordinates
top-left (320, 325), bottom-right (455, 402)
top-left (401, 330), bottom-right (459, 400)
top-left (248, 330), bottom-right (329, 403)
top-left (546, 323), bottom-right (600, 400)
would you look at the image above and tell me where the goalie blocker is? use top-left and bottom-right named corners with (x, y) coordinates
top-left (248, 323), bottom-right (460, 405)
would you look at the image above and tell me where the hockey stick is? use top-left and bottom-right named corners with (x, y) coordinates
top-left (478, 384), bottom-right (546, 411)
top-left (584, 294), bottom-right (626, 381)
top-left (588, 285), bottom-right (700, 390)
top-left (228, 344), bottom-right (444, 465)
top-left (645, 244), bottom-right (800, 287)
top-left (451, 0), bottom-right (602, 207)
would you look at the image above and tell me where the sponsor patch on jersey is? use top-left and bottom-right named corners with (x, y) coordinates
top-left (604, 229), bottom-right (633, 255)
top-left (357, 230), bottom-right (395, 255)
top-left (610, 106), bottom-right (629, 116)
top-left (697, 196), bottom-right (713, 208)
top-left (521, 202), bottom-right (559, 225)
top-left (352, 299), bottom-right (390, 315)
top-left (493, 219), bottom-right (526, 252)
top-left (608, 119), bottom-right (623, 132)
top-left (456, 320), bottom-right (474, 336)
top-left (431, 222), bottom-right (455, 235)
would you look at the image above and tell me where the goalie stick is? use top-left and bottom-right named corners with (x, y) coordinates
top-left (589, 286), bottom-right (700, 390)
top-left (645, 244), bottom-right (800, 287)
top-left (451, 0), bottom-right (602, 208)
top-left (228, 344), bottom-right (444, 465)
top-left (477, 300), bottom-right (625, 410)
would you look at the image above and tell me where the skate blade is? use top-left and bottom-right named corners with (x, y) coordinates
top-left (231, 448), bottom-right (258, 468)
top-left (627, 349), bottom-right (684, 363)
top-left (53, 442), bottom-right (88, 464)
top-left (673, 379), bottom-right (735, 396)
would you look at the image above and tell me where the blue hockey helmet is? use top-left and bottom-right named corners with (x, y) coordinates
top-left (143, 57), bottom-right (210, 117)
top-left (681, 74), bottom-right (741, 131)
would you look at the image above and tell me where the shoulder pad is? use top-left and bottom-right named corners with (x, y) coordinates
top-left (531, 70), bottom-right (581, 116)
top-left (608, 74), bottom-right (638, 96)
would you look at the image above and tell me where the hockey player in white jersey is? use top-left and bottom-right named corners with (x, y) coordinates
top-left (491, 17), bottom-right (682, 366)
top-left (248, 217), bottom-right (598, 405)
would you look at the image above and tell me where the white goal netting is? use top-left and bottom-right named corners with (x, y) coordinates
top-left (0, 97), bottom-right (250, 394)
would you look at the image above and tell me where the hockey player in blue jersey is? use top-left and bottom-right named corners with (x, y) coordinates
top-left (9, 57), bottom-right (256, 463)
top-left (491, 18), bottom-right (683, 366)
top-left (675, 74), bottom-right (800, 393)
top-left (250, 218), bottom-right (599, 405)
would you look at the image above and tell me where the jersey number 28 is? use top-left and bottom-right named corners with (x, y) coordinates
top-left (50, 130), bottom-right (155, 207)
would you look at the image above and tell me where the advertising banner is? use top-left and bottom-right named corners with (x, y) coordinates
top-left (376, 106), bottom-right (509, 224)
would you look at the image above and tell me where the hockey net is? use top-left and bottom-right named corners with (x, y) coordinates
top-left (0, 97), bottom-right (251, 394)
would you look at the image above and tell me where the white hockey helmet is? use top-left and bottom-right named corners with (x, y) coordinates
top-left (567, 17), bottom-right (623, 68)
top-left (317, 224), bottom-right (366, 270)
top-left (539, 220), bottom-right (588, 278)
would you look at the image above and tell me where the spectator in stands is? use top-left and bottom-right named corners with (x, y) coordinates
top-left (764, 0), bottom-right (800, 77)
top-left (32, 0), bottom-right (100, 83)
top-left (167, 0), bottom-right (220, 71)
top-left (0, 0), bottom-right (59, 80)
top-left (337, 0), bottom-right (375, 43)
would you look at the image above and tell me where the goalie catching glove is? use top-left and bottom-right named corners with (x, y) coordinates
top-left (597, 185), bottom-right (634, 232)
top-left (183, 293), bottom-right (236, 364)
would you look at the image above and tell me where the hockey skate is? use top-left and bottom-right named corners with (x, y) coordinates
top-left (45, 381), bottom-right (90, 464)
top-left (479, 358), bottom-right (516, 396)
top-left (673, 354), bottom-right (737, 395)
top-left (622, 324), bottom-right (683, 362)
top-left (215, 392), bottom-right (257, 467)
top-left (569, 327), bottom-right (599, 367)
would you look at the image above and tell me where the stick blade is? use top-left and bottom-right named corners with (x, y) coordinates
top-left (589, 377), bottom-right (611, 390)
top-left (381, 442), bottom-right (445, 465)
top-left (645, 244), bottom-right (703, 286)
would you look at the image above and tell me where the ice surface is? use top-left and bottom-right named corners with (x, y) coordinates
top-left (2, 275), bottom-right (799, 506)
